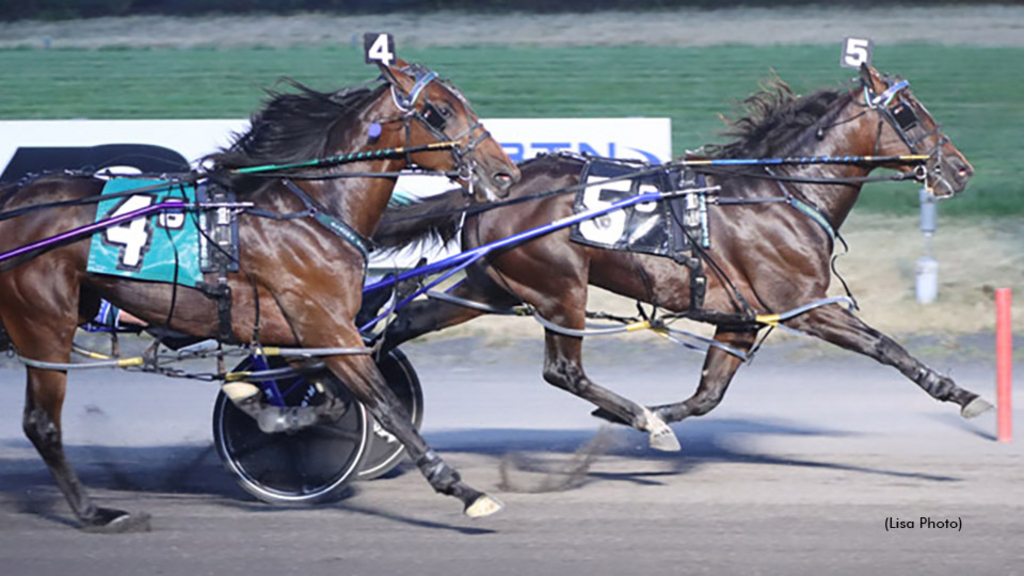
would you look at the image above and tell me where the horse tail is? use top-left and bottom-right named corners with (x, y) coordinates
top-left (374, 188), bottom-right (469, 252)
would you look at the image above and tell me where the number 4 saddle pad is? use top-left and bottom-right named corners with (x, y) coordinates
top-left (87, 178), bottom-right (238, 287)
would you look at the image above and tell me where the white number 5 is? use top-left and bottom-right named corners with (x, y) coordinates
top-left (841, 37), bottom-right (873, 69)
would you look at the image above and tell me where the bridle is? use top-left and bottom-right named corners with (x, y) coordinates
top-left (385, 64), bottom-right (494, 197)
top-left (861, 76), bottom-right (955, 197)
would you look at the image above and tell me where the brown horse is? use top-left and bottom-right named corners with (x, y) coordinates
top-left (377, 65), bottom-right (988, 451)
top-left (0, 57), bottom-right (519, 531)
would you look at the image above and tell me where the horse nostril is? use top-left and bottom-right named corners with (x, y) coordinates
top-left (494, 172), bottom-right (514, 187)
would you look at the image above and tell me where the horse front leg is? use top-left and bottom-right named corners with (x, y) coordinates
top-left (285, 301), bottom-right (503, 516)
top-left (327, 342), bottom-right (503, 517)
top-left (649, 328), bottom-right (759, 424)
top-left (786, 304), bottom-right (992, 418)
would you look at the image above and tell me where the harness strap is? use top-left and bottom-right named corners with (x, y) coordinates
top-left (425, 290), bottom-right (525, 315)
top-left (788, 196), bottom-right (836, 243)
top-left (197, 281), bottom-right (234, 343)
top-left (280, 179), bottom-right (371, 262)
top-left (764, 168), bottom-right (837, 243)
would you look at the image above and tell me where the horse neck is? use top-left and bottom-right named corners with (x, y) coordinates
top-left (770, 102), bottom-right (882, 231)
top-left (300, 103), bottom-right (411, 238)
top-left (307, 157), bottom-right (405, 238)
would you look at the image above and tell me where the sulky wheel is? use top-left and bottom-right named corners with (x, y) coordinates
top-left (212, 358), bottom-right (370, 505)
top-left (357, 348), bottom-right (424, 481)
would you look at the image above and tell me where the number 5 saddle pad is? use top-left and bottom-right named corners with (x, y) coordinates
top-left (87, 178), bottom-right (204, 287)
top-left (570, 158), bottom-right (708, 260)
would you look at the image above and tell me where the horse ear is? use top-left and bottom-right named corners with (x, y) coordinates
top-left (858, 63), bottom-right (885, 92)
top-left (378, 58), bottom-right (414, 92)
top-left (858, 63), bottom-right (872, 85)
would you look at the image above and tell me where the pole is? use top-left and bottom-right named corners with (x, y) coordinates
top-left (916, 187), bottom-right (938, 304)
top-left (996, 288), bottom-right (1013, 443)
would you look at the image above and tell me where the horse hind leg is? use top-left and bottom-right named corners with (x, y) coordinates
top-left (538, 302), bottom-right (681, 452)
top-left (643, 328), bottom-right (758, 424)
top-left (2, 295), bottom-right (150, 532)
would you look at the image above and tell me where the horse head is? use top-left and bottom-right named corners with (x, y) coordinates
top-left (858, 64), bottom-right (973, 198)
top-left (378, 58), bottom-right (520, 201)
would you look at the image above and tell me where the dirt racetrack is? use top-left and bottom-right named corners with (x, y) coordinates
top-left (0, 336), bottom-right (1021, 575)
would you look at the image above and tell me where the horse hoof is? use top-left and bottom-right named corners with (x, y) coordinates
top-left (643, 407), bottom-right (681, 452)
top-left (82, 509), bottom-right (152, 534)
top-left (464, 494), bottom-right (504, 518)
top-left (961, 397), bottom-right (994, 419)
top-left (649, 428), bottom-right (682, 452)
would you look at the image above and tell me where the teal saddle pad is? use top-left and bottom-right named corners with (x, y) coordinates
top-left (87, 178), bottom-right (203, 287)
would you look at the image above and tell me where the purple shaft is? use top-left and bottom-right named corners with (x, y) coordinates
top-left (0, 201), bottom-right (188, 265)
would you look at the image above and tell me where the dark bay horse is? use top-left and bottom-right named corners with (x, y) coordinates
top-left (0, 57), bottom-right (519, 530)
top-left (377, 65), bottom-right (988, 451)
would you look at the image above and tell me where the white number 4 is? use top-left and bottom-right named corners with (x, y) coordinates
top-left (841, 37), bottom-right (873, 69)
top-left (103, 195), bottom-right (153, 269)
top-left (364, 33), bottom-right (395, 67)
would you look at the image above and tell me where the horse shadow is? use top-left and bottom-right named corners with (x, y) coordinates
top-left (422, 417), bottom-right (963, 490)
top-left (0, 415), bottom-right (962, 531)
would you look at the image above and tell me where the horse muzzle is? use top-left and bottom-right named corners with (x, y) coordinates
top-left (925, 153), bottom-right (973, 198)
top-left (470, 162), bottom-right (520, 201)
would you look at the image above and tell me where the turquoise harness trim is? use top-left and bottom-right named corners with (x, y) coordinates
top-left (393, 68), bottom-right (438, 111)
top-left (788, 197), bottom-right (836, 244)
top-left (407, 70), bottom-right (438, 106)
top-left (866, 79), bottom-right (910, 109)
top-left (281, 179), bottom-right (370, 263)
top-left (311, 211), bottom-right (370, 262)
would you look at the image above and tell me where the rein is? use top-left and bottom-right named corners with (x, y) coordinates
top-left (231, 141), bottom-right (460, 175)
top-left (380, 153), bottom-right (928, 226)
top-left (0, 142), bottom-right (461, 223)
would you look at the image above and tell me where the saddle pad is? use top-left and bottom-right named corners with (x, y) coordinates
top-left (570, 158), bottom-right (698, 259)
top-left (87, 178), bottom-right (203, 287)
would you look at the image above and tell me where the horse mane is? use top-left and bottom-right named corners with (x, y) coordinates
top-left (205, 78), bottom-right (386, 190)
top-left (707, 76), bottom-right (851, 159)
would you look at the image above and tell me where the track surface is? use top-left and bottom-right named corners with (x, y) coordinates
top-left (0, 336), bottom-right (1021, 575)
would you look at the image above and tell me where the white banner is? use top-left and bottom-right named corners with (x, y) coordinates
top-left (0, 117), bottom-right (670, 187)
top-left (0, 118), bottom-right (671, 266)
